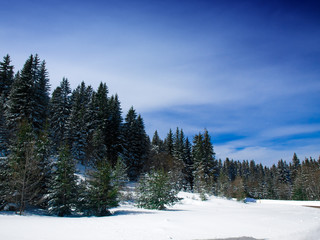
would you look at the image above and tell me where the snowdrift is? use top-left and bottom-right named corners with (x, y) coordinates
top-left (0, 192), bottom-right (319, 240)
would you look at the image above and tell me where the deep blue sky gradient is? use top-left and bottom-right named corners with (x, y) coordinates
top-left (1, 0), bottom-right (320, 165)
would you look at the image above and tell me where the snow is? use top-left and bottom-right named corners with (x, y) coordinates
top-left (1, 192), bottom-right (319, 240)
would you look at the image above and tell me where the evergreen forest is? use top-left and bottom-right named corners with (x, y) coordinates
top-left (0, 54), bottom-right (319, 216)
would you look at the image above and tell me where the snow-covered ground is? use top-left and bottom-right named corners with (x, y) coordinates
top-left (1, 192), bottom-right (319, 240)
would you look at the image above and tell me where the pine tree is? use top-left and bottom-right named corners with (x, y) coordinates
top-left (290, 153), bottom-right (300, 183)
top-left (84, 161), bottom-right (119, 216)
top-left (122, 107), bottom-right (149, 181)
top-left (105, 94), bottom-right (123, 166)
top-left (48, 144), bottom-right (78, 216)
top-left (6, 55), bottom-right (49, 134)
top-left (33, 128), bottom-right (52, 208)
top-left (33, 59), bottom-right (50, 133)
top-left (0, 54), bottom-right (14, 99)
top-left (276, 159), bottom-right (292, 199)
top-left (7, 120), bottom-right (42, 214)
top-left (112, 157), bottom-right (128, 190)
top-left (164, 129), bottom-right (174, 156)
top-left (137, 169), bottom-right (180, 210)
top-left (151, 130), bottom-right (163, 153)
top-left (86, 83), bottom-right (108, 165)
top-left (192, 130), bottom-right (215, 197)
top-left (0, 153), bottom-right (9, 209)
top-left (183, 137), bottom-right (194, 190)
top-left (6, 56), bottom-right (35, 132)
top-left (173, 128), bottom-right (185, 162)
top-left (49, 78), bottom-right (71, 152)
top-left (146, 130), bottom-right (173, 173)
top-left (0, 96), bottom-right (9, 156)
top-left (68, 82), bottom-right (92, 164)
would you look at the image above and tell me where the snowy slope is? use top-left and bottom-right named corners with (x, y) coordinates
top-left (0, 192), bottom-right (319, 240)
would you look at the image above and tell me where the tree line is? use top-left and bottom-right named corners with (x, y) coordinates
top-left (0, 54), bottom-right (319, 215)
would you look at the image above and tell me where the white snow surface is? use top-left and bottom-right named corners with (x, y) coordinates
top-left (1, 192), bottom-right (320, 240)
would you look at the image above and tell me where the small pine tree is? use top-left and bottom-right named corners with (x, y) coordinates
top-left (137, 170), bottom-right (180, 210)
top-left (84, 161), bottom-right (119, 216)
top-left (48, 145), bottom-right (78, 216)
top-left (7, 120), bottom-right (42, 214)
top-left (33, 128), bottom-right (52, 208)
top-left (112, 157), bottom-right (128, 189)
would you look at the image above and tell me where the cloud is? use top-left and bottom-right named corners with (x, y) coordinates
top-left (1, 0), bottom-right (320, 166)
top-left (215, 140), bottom-right (320, 166)
top-left (260, 124), bottom-right (320, 140)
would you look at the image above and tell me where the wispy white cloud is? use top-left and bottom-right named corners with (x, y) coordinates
top-left (1, 0), bottom-right (320, 166)
top-left (215, 140), bottom-right (320, 165)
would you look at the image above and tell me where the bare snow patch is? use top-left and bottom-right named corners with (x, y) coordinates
top-left (0, 192), bottom-right (319, 240)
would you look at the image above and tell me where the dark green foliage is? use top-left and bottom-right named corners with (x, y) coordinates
top-left (2, 53), bottom-right (320, 216)
top-left (105, 94), bottom-right (123, 166)
top-left (85, 83), bottom-right (123, 167)
top-left (84, 161), bottom-right (119, 216)
top-left (48, 145), bottom-right (78, 216)
top-left (183, 137), bottom-right (194, 190)
top-left (0, 96), bottom-right (9, 156)
top-left (137, 170), bottom-right (180, 210)
top-left (293, 157), bottom-right (320, 200)
top-left (33, 128), bottom-right (52, 208)
top-left (68, 82), bottom-right (92, 164)
top-left (0, 54), bottom-right (14, 98)
top-left (7, 120), bottom-right (42, 214)
top-left (49, 78), bottom-right (71, 152)
top-left (146, 130), bottom-right (176, 174)
top-left (0, 155), bottom-right (9, 209)
top-left (151, 130), bottom-right (163, 152)
top-left (164, 129), bottom-right (174, 156)
top-left (192, 130), bottom-right (216, 195)
top-left (122, 107), bottom-right (149, 181)
top-left (6, 55), bottom-right (50, 134)
top-left (112, 157), bottom-right (128, 189)
top-left (6, 56), bottom-right (35, 131)
top-left (33, 59), bottom-right (50, 133)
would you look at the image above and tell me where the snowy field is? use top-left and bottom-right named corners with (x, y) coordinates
top-left (0, 192), bottom-right (319, 240)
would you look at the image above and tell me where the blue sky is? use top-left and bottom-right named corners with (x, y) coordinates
top-left (1, 0), bottom-right (320, 165)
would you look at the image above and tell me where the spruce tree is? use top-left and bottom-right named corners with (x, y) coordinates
top-left (0, 54), bottom-right (14, 99)
top-left (164, 129), bottom-right (174, 156)
top-left (146, 130), bottom-right (173, 172)
top-left (48, 144), bottom-right (78, 216)
top-left (33, 59), bottom-right (50, 132)
top-left (49, 78), bottom-right (71, 152)
top-left (183, 137), bottom-right (194, 190)
top-left (68, 82), bottom-right (92, 164)
top-left (192, 130), bottom-right (215, 196)
top-left (122, 107), bottom-right (148, 181)
top-left (0, 96), bottom-right (9, 156)
top-left (137, 169), bottom-right (180, 210)
top-left (290, 153), bottom-right (301, 183)
top-left (7, 120), bottom-right (41, 214)
top-left (6, 56), bottom-right (35, 132)
top-left (0, 152), bottom-right (9, 209)
top-left (276, 159), bottom-right (292, 199)
top-left (33, 128), bottom-right (52, 207)
top-left (151, 130), bottom-right (163, 153)
top-left (84, 161), bottom-right (119, 216)
top-left (6, 55), bottom-right (49, 134)
top-left (105, 94), bottom-right (123, 166)
top-left (86, 83), bottom-right (108, 165)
